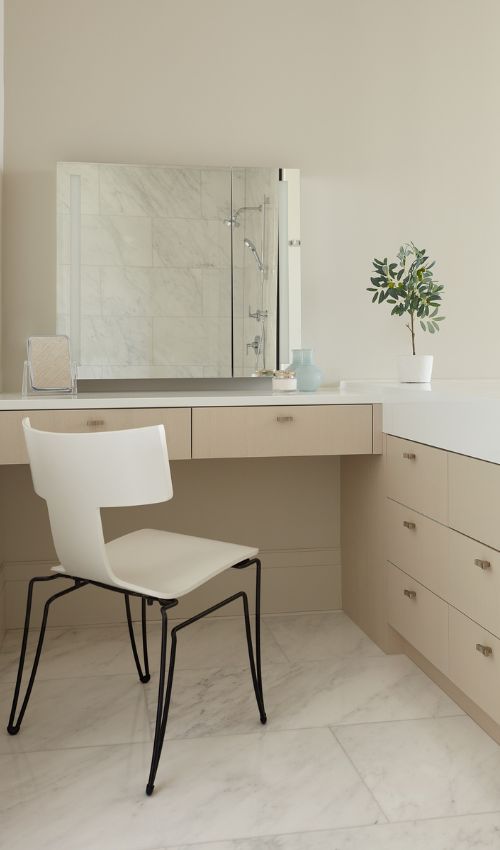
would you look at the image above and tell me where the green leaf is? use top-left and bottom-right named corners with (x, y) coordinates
top-left (420, 320), bottom-right (426, 330)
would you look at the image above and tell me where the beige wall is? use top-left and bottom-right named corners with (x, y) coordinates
top-left (2, 0), bottom-right (500, 387)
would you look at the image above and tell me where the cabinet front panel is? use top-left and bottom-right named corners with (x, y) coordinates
top-left (387, 561), bottom-right (449, 674)
top-left (386, 436), bottom-right (448, 523)
top-left (448, 529), bottom-right (500, 638)
top-left (449, 607), bottom-right (500, 725)
top-left (0, 408), bottom-right (192, 463)
top-left (192, 405), bottom-right (373, 459)
top-left (386, 499), bottom-right (449, 599)
top-left (449, 452), bottom-right (500, 550)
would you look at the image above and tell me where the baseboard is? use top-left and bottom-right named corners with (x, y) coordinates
top-left (2, 547), bottom-right (342, 629)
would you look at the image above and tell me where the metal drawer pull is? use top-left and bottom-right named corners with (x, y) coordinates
top-left (403, 521), bottom-right (416, 530)
top-left (276, 416), bottom-right (294, 423)
top-left (476, 643), bottom-right (493, 657)
top-left (474, 558), bottom-right (491, 570)
top-left (86, 419), bottom-right (105, 428)
top-left (403, 589), bottom-right (417, 599)
top-left (402, 452), bottom-right (416, 460)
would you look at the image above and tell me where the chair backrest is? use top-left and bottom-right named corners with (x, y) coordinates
top-left (23, 418), bottom-right (173, 584)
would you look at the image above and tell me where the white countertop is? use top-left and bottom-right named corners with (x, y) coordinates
top-left (3, 380), bottom-right (500, 464)
top-left (0, 387), bottom-right (383, 410)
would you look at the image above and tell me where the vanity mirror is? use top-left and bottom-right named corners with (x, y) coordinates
top-left (57, 163), bottom-right (301, 380)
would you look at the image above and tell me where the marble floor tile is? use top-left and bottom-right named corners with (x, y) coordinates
top-left (143, 653), bottom-right (462, 742)
top-left (164, 812), bottom-right (500, 849)
top-left (264, 611), bottom-right (384, 662)
top-left (0, 674), bottom-right (151, 753)
top-left (0, 623), bottom-right (147, 681)
top-left (147, 615), bottom-right (290, 670)
top-left (0, 616), bottom-right (288, 683)
top-left (335, 715), bottom-right (500, 821)
top-left (0, 729), bottom-right (384, 850)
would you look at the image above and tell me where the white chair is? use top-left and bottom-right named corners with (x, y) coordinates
top-left (7, 418), bottom-right (266, 795)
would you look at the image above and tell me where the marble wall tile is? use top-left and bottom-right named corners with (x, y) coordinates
top-left (101, 267), bottom-right (152, 317)
top-left (150, 268), bottom-right (203, 317)
top-left (81, 214), bottom-right (152, 267)
top-left (81, 267), bottom-right (102, 316)
top-left (81, 317), bottom-right (152, 365)
top-left (99, 165), bottom-right (202, 218)
top-left (153, 317), bottom-right (231, 367)
top-left (202, 269), bottom-right (231, 318)
top-left (153, 218), bottom-right (231, 268)
top-left (201, 169), bottom-right (232, 219)
top-left (57, 162), bottom-right (100, 215)
top-left (100, 364), bottom-right (204, 379)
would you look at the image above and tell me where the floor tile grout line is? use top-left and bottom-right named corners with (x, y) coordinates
top-left (144, 808), bottom-right (500, 850)
top-left (142, 808), bottom-right (500, 849)
top-left (0, 712), bottom-right (470, 754)
top-left (328, 725), bottom-right (391, 825)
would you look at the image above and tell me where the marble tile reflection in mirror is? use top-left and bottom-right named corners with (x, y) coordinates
top-left (56, 163), bottom-right (300, 379)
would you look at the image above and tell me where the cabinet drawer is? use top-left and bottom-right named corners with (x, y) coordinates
top-left (386, 436), bottom-right (448, 523)
top-left (386, 500), bottom-right (449, 599)
top-left (192, 405), bottom-right (373, 459)
top-left (387, 561), bottom-right (448, 673)
top-left (0, 408), bottom-right (192, 464)
top-left (449, 607), bottom-right (500, 724)
top-left (449, 452), bottom-right (500, 550)
top-left (448, 530), bottom-right (500, 638)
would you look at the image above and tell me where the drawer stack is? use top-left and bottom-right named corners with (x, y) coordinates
top-left (386, 435), bottom-right (500, 724)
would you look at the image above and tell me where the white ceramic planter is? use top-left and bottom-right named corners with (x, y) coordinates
top-left (398, 354), bottom-right (434, 383)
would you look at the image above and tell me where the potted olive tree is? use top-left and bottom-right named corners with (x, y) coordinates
top-left (367, 243), bottom-right (445, 382)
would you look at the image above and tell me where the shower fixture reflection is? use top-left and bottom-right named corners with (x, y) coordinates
top-left (223, 205), bottom-right (262, 228)
top-left (244, 238), bottom-right (265, 273)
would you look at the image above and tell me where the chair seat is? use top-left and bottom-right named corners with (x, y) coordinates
top-left (52, 528), bottom-right (258, 598)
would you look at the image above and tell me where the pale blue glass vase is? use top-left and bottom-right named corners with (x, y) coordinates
top-left (290, 348), bottom-right (322, 392)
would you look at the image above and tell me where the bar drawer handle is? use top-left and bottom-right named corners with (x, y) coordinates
top-left (276, 416), bottom-right (294, 423)
top-left (474, 558), bottom-right (491, 570)
top-left (476, 643), bottom-right (493, 657)
top-left (402, 452), bottom-right (416, 460)
top-left (403, 589), bottom-right (417, 599)
top-left (403, 521), bottom-right (416, 530)
top-left (86, 419), bottom-right (105, 428)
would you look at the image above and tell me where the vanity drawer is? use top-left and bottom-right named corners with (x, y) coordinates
top-left (387, 561), bottom-right (448, 674)
top-left (386, 499), bottom-right (449, 599)
top-left (449, 607), bottom-right (500, 724)
top-left (0, 408), bottom-right (192, 464)
top-left (448, 530), bottom-right (500, 638)
top-left (449, 452), bottom-right (500, 550)
top-left (386, 436), bottom-right (448, 523)
top-left (192, 404), bottom-right (373, 459)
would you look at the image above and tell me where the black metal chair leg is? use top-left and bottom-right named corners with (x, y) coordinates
top-left (254, 558), bottom-right (265, 719)
top-left (146, 604), bottom-right (177, 796)
top-left (241, 561), bottom-right (266, 723)
top-left (125, 595), bottom-right (150, 683)
top-left (7, 576), bottom-right (86, 735)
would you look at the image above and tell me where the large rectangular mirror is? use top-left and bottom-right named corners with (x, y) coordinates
top-left (57, 163), bottom-right (301, 379)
